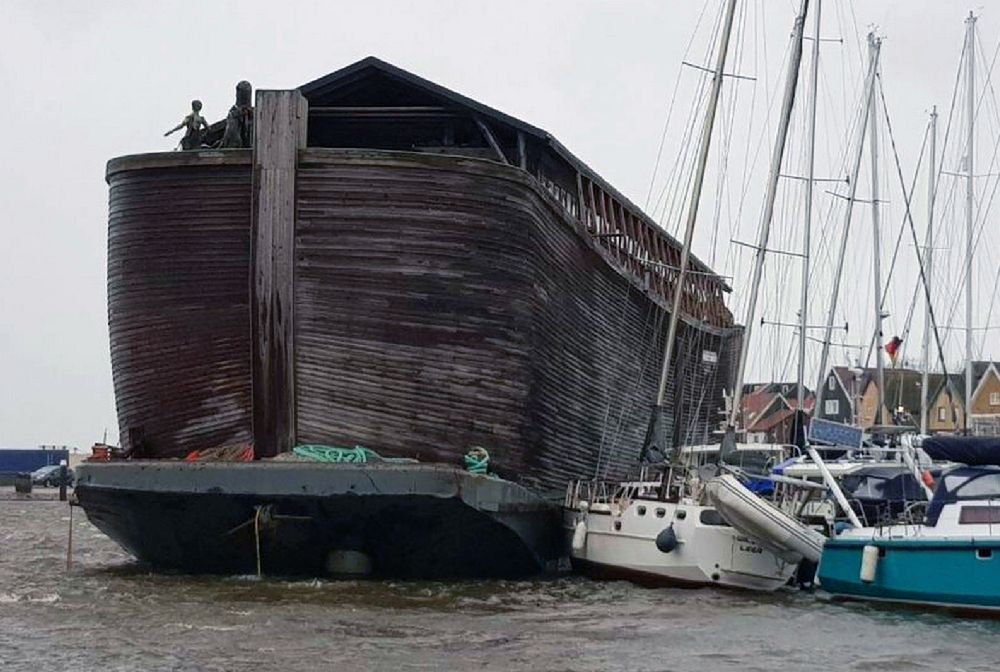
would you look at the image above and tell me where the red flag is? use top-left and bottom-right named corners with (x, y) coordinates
top-left (885, 336), bottom-right (903, 365)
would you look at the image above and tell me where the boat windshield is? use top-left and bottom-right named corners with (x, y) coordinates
top-left (926, 467), bottom-right (1000, 525)
top-left (841, 467), bottom-right (927, 503)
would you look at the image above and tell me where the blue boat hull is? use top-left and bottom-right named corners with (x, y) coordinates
top-left (818, 538), bottom-right (1000, 612)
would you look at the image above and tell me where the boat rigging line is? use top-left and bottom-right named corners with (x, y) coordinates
top-left (876, 59), bottom-right (962, 429)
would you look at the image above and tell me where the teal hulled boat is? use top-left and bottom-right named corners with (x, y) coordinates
top-left (817, 437), bottom-right (1000, 614)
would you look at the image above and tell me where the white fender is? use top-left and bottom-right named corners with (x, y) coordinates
top-left (705, 474), bottom-right (826, 564)
top-left (860, 544), bottom-right (879, 583)
top-left (571, 520), bottom-right (588, 553)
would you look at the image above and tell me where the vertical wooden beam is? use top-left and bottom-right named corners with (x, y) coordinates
top-left (251, 89), bottom-right (307, 457)
top-left (637, 216), bottom-right (652, 287)
top-left (603, 193), bottom-right (620, 262)
top-left (575, 172), bottom-right (585, 223)
top-left (517, 131), bottom-right (527, 170)
top-left (622, 207), bottom-right (637, 272)
top-left (586, 179), bottom-right (599, 233)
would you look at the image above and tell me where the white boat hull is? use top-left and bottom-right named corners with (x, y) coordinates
top-left (563, 498), bottom-right (797, 591)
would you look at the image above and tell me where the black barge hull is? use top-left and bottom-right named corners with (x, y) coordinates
top-left (75, 462), bottom-right (560, 578)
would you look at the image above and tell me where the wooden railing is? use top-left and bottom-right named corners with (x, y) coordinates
top-left (537, 170), bottom-right (733, 329)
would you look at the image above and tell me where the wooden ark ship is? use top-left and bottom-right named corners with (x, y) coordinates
top-left (75, 57), bottom-right (741, 578)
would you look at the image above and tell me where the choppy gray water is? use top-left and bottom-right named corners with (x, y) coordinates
top-left (2, 498), bottom-right (999, 672)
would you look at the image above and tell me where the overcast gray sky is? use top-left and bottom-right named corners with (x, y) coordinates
top-left (1, 1), bottom-right (996, 450)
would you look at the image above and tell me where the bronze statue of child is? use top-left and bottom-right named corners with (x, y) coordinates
top-left (165, 100), bottom-right (209, 150)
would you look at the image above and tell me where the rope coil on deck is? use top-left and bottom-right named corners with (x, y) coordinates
top-left (293, 445), bottom-right (375, 463)
top-left (464, 447), bottom-right (491, 475)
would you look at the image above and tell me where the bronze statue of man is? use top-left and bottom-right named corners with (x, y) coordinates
top-left (165, 100), bottom-right (209, 150)
top-left (221, 81), bottom-right (253, 148)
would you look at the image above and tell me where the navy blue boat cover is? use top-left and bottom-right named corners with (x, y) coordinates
top-left (922, 436), bottom-right (1000, 465)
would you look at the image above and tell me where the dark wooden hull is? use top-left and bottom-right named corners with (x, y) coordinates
top-left (107, 149), bottom-right (740, 493)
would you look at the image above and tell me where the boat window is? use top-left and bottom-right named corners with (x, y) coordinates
top-left (942, 473), bottom-right (970, 492)
top-left (613, 520), bottom-right (621, 531)
top-left (959, 506), bottom-right (1000, 524)
top-left (699, 509), bottom-right (727, 526)
top-left (928, 469), bottom-right (1000, 526)
top-left (842, 475), bottom-right (889, 500)
top-left (977, 549), bottom-right (993, 560)
top-left (655, 508), bottom-right (666, 518)
top-left (637, 506), bottom-right (646, 516)
top-left (953, 473), bottom-right (1000, 500)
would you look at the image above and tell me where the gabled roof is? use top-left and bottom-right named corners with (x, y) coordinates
top-left (743, 381), bottom-right (812, 399)
top-left (741, 388), bottom-right (793, 424)
top-left (787, 395), bottom-right (815, 412)
top-left (970, 362), bottom-right (1000, 408)
top-left (748, 407), bottom-right (795, 433)
top-left (296, 56), bottom-right (728, 287)
top-left (829, 366), bottom-right (859, 398)
top-left (300, 56), bottom-right (547, 138)
top-left (927, 361), bottom-right (1000, 411)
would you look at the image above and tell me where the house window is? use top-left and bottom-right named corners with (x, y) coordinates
top-left (824, 399), bottom-right (839, 416)
top-left (828, 376), bottom-right (836, 392)
top-left (991, 392), bottom-right (1000, 406)
top-left (938, 407), bottom-right (947, 421)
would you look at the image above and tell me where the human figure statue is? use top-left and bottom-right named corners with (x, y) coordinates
top-left (165, 100), bottom-right (209, 150)
top-left (220, 80), bottom-right (254, 148)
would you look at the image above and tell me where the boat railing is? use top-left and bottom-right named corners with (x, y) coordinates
top-left (564, 479), bottom-right (615, 509)
top-left (536, 169), bottom-right (733, 329)
top-left (564, 476), bottom-right (665, 509)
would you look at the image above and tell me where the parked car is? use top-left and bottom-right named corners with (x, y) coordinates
top-left (30, 464), bottom-right (74, 487)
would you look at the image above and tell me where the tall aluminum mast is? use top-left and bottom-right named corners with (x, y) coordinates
top-left (646, 0), bottom-right (738, 458)
top-left (868, 32), bottom-right (886, 426)
top-left (964, 12), bottom-right (976, 432)
top-left (727, 0), bottom-right (810, 430)
top-left (797, 0), bottom-right (822, 412)
top-left (813, 34), bottom-right (881, 415)
top-left (920, 107), bottom-right (937, 435)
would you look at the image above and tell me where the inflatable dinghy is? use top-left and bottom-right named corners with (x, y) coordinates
top-left (705, 474), bottom-right (826, 563)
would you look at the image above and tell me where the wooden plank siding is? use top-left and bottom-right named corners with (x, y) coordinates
top-left (293, 149), bottom-right (740, 489)
top-left (106, 152), bottom-right (254, 457)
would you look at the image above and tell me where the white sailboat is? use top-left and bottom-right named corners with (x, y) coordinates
top-left (564, 455), bottom-right (798, 590)
top-left (563, 0), bottom-right (816, 590)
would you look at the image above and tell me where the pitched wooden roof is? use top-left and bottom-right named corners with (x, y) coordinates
top-left (297, 56), bottom-right (730, 290)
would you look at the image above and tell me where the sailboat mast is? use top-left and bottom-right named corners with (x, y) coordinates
top-left (813, 34), bottom-right (881, 415)
top-left (868, 32), bottom-right (886, 426)
top-left (797, 0), bottom-right (822, 412)
top-left (965, 12), bottom-right (976, 432)
top-left (727, 0), bottom-right (810, 430)
top-left (654, 0), bottom-right (738, 408)
top-left (920, 107), bottom-right (937, 435)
